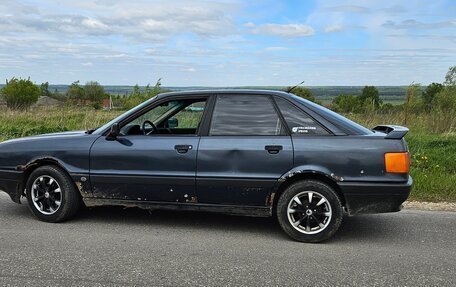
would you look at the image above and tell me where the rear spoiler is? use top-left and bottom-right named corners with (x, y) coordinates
top-left (372, 125), bottom-right (409, 139)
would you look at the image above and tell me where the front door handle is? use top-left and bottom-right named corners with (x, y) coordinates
top-left (175, 145), bottom-right (192, 154)
top-left (265, 145), bottom-right (283, 154)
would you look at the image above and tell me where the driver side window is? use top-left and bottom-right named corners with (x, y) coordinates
top-left (121, 98), bottom-right (207, 136)
top-left (172, 102), bottom-right (206, 129)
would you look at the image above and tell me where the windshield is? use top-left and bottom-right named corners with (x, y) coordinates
top-left (92, 96), bottom-right (158, 135)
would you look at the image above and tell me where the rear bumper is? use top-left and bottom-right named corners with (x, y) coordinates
top-left (0, 170), bottom-right (24, 203)
top-left (338, 176), bottom-right (413, 215)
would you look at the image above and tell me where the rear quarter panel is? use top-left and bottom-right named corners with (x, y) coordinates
top-left (291, 135), bottom-right (409, 183)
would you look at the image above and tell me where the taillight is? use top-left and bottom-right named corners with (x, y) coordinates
top-left (385, 152), bottom-right (410, 173)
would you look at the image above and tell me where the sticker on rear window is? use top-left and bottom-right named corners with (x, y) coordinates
top-left (292, 126), bottom-right (316, 133)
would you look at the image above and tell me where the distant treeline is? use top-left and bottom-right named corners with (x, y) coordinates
top-left (0, 84), bottom-right (409, 103)
top-left (1, 65), bottom-right (454, 114)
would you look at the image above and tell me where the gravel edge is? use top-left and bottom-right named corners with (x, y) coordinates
top-left (404, 201), bottom-right (456, 212)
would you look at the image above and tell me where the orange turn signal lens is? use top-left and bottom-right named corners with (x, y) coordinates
top-left (385, 152), bottom-right (410, 173)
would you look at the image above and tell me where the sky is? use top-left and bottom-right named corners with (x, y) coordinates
top-left (0, 0), bottom-right (455, 86)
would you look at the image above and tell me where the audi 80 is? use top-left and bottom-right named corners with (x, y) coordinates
top-left (0, 90), bottom-right (412, 242)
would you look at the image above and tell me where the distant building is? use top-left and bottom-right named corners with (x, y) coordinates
top-left (34, 96), bottom-right (64, 107)
top-left (102, 96), bottom-right (113, 110)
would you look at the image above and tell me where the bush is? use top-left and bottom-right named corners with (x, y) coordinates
top-left (0, 77), bottom-right (40, 110)
top-left (287, 87), bottom-right (319, 103)
top-left (422, 83), bottom-right (443, 112)
top-left (66, 81), bottom-right (106, 108)
top-left (123, 79), bottom-right (162, 109)
top-left (67, 81), bottom-right (85, 105)
top-left (84, 81), bottom-right (106, 104)
top-left (331, 94), bottom-right (361, 113)
top-left (360, 86), bottom-right (383, 111)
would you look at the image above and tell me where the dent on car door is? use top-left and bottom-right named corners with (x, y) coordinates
top-left (196, 94), bottom-right (293, 206)
top-left (89, 98), bottom-right (207, 202)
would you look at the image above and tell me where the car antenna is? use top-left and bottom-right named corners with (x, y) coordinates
top-left (286, 80), bottom-right (305, 93)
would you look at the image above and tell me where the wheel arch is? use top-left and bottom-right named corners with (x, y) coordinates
top-left (17, 157), bottom-right (73, 199)
top-left (273, 170), bottom-right (346, 212)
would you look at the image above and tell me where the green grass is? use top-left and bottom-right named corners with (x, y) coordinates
top-left (0, 107), bottom-right (122, 141)
top-left (0, 106), bottom-right (454, 202)
top-left (406, 133), bottom-right (456, 202)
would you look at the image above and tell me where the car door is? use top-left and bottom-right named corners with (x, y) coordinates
top-left (196, 94), bottom-right (293, 206)
top-left (89, 97), bottom-right (207, 202)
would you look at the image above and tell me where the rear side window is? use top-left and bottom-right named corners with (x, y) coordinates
top-left (210, 95), bottom-right (284, 136)
top-left (275, 97), bottom-right (330, 135)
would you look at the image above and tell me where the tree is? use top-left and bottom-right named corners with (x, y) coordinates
top-left (332, 94), bottom-right (361, 113)
top-left (84, 81), bottom-right (105, 103)
top-left (144, 78), bottom-right (161, 98)
top-left (0, 77), bottom-right (40, 110)
top-left (132, 84), bottom-right (141, 97)
top-left (444, 65), bottom-right (456, 86)
top-left (434, 87), bottom-right (456, 112)
top-left (288, 87), bottom-right (317, 102)
top-left (40, 82), bottom-right (52, 98)
top-left (66, 81), bottom-right (85, 104)
top-left (123, 79), bottom-right (162, 109)
top-left (404, 83), bottom-right (421, 125)
top-left (422, 83), bottom-right (443, 112)
top-left (359, 86), bottom-right (382, 110)
top-left (434, 66), bottom-right (456, 113)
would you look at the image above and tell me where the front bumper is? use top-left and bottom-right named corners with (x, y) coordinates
top-left (0, 170), bottom-right (24, 203)
top-left (338, 176), bottom-right (413, 215)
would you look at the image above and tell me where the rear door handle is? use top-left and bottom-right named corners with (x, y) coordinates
top-left (175, 145), bottom-right (192, 154)
top-left (265, 145), bottom-right (283, 154)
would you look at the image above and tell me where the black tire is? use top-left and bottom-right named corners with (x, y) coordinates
top-left (277, 180), bottom-right (343, 243)
top-left (25, 165), bottom-right (80, 222)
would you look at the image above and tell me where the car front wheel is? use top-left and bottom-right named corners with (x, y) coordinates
top-left (25, 165), bottom-right (80, 222)
top-left (277, 180), bottom-right (343, 243)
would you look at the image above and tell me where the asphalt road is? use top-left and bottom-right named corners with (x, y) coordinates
top-left (0, 193), bottom-right (455, 287)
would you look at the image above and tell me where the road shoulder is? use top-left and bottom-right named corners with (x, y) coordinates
top-left (404, 201), bottom-right (456, 212)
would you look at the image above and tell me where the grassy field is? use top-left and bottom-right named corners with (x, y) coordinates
top-left (0, 107), bottom-right (123, 140)
top-left (0, 106), bottom-right (454, 202)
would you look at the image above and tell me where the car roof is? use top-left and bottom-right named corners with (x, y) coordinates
top-left (156, 89), bottom-right (292, 99)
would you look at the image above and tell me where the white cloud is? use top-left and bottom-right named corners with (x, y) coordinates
top-left (81, 18), bottom-right (109, 30)
top-left (264, 46), bottom-right (289, 51)
top-left (103, 54), bottom-right (127, 59)
top-left (382, 19), bottom-right (456, 30)
top-left (0, 1), bottom-right (239, 41)
top-left (381, 5), bottom-right (407, 15)
top-left (324, 24), bottom-right (344, 33)
top-left (326, 5), bottom-right (370, 14)
top-left (250, 23), bottom-right (315, 37)
top-left (82, 62), bottom-right (93, 66)
top-left (183, 67), bottom-right (196, 72)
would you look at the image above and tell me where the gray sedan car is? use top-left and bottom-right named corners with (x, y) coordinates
top-left (0, 90), bottom-right (412, 242)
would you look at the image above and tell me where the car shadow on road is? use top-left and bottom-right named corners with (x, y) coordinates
top-left (72, 205), bottom-right (407, 243)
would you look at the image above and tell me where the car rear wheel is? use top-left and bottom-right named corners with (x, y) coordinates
top-left (26, 165), bottom-right (80, 222)
top-left (277, 180), bottom-right (343, 243)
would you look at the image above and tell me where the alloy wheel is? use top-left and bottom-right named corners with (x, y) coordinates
top-left (287, 191), bottom-right (332, 234)
top-left (31, 175), bottom-right (62, 215)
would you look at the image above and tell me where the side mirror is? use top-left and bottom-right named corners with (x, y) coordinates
top-left (106, 123), bottom-right (120, 141)
top-left (168, 117), bottom-right (178, 128)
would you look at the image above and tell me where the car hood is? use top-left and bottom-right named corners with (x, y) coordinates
top-left (0, 131), bottom-right (88, 145)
